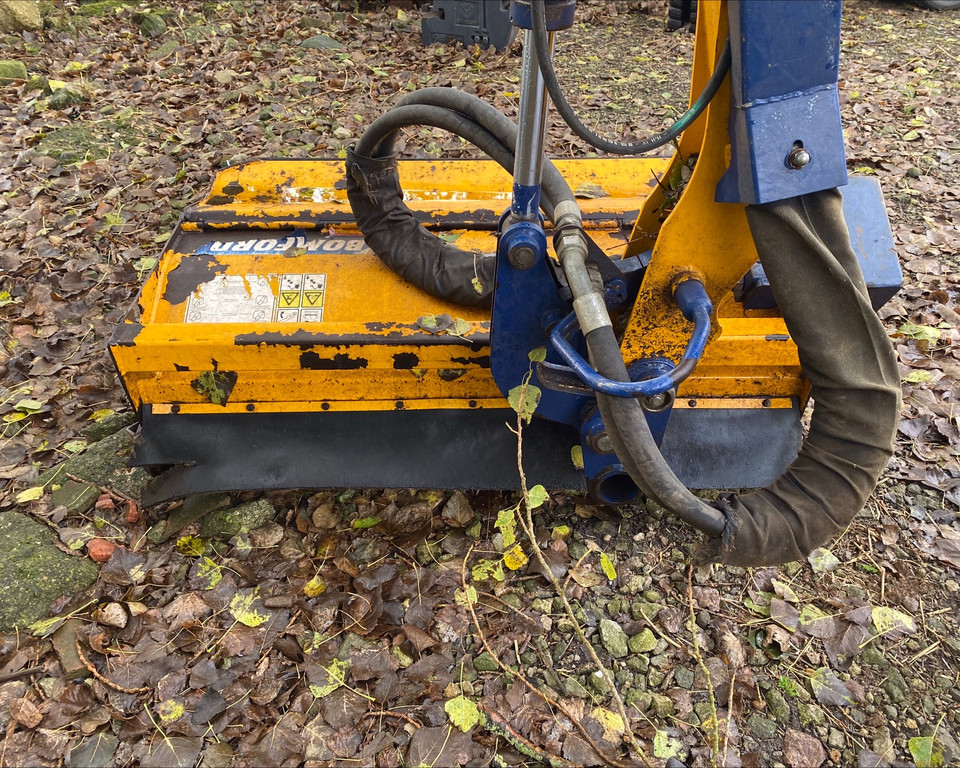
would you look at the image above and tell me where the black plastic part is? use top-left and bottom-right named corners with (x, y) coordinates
top-left (667, 0), bottom-right (698, 31)
top-left (132, 404), bottom-right (802, 505)
top-left (421, 0), bottom-right (517, 51)
top-left (135, 407), bottom-right (581, 505)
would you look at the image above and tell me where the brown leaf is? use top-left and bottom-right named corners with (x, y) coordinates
top-left (10, 697), bottom-right (43, 729)
top-left (784, 728), bottom-right (827, 768)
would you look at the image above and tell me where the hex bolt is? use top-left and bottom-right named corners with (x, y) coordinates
top-left (508, 244), bottom-right (538, 270)
top-left (788, 146), bottom-right (812, 169)
top-left (590, 431), bottom-right (616, 454)
top-left (640, 389), bottom-right (675, 413)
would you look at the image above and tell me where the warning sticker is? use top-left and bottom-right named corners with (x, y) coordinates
top-left (275, 273), bottom-right (326, 323)
top-left (183, 273), bottom-right (326, 324)
top-left (185, 275), bottom-right (275, 324)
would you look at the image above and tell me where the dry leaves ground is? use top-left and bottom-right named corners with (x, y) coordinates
top-left (0, 1), bottom-right (958, 766)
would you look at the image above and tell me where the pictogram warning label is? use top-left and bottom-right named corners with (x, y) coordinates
top-left (183, 273), bottom-right (326, 323)
top-left (275, 273), bottom-right (326, 322)
top-left (185, 274), bottom-right (276, 324)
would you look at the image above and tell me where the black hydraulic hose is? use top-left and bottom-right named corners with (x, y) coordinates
top-left (530, 0), bottom-right (731, 155)
top-left (585, 327), bottom-right (726, 536)
top-left (591, 190), bottom-right (901, 566)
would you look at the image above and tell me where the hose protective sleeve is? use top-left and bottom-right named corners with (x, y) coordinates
top-left (703, 188), bottom-right (901, 566)
top-left (345, 148), bottom-right (495, 307)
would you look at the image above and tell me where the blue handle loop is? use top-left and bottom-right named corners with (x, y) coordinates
top-left (548, 279), bottom-right (713, 398)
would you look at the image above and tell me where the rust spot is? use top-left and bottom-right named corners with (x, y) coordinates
top-left (174, 364), bottom-right (190, 372)
top-left (162, 254), bottom-right (228, 305)
top-left (300, 351), bottom-right (368, 370)
top-left (438, 368), bottom-right (467, 382)
top-left (206, 195), bottom-right (234, 206)
top-left (222, 181), bottom-right (243, 196)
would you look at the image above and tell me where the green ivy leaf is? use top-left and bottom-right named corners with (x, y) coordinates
top-left (909, 736), bottom-right (945, 768)
top-left (229, 589), bottom-right (271, 628)
top-left (570, 445), bottom-right (584, 470)
top-left (472, 558), bottom-right (505, 582)
top-left (599, 552), bottom-right (617, 581)
top-left (310, 658), bottom-right (351, 698)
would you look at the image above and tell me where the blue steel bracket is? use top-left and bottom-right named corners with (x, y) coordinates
top-left (490, 215), bottom-right (591, 426)
top-left (547, 279), bottom-right (713, 398)
top-left (579, 408), bottom-right (641, 505)
top-left (716, 0), bottom-right (848, 205)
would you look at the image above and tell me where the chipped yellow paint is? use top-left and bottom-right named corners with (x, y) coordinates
top-left (619, 0), bottom-right (784, 401)
top-left (112, 146), bottom-right (803, 419)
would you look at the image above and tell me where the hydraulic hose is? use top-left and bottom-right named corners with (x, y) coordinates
top-left (530, 0), bottom-right (731, 155)
top-left (590, 190), bottom-right (900, 566)
top-left (346, 89), bottom-right (579, 306)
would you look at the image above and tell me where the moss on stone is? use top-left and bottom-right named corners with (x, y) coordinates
top-left (0, 512), bottom-right (97, 630)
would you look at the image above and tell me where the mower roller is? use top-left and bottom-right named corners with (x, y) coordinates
top-left (110, 0), bottom-right (902, 566)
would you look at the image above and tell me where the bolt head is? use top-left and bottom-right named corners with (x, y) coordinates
top-left (788, 147), bottom-right (812, 169)
top-left (508, 245), bottom-right (537, 270)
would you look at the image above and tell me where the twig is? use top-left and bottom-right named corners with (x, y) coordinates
top-left (75, 638), bottom-right (150, 695)
top-left (66, 472), bottom-right (137, 504)
top-left (478, 700), bottom-right (579, 768)
top-left (361, 710), bottom-right (422, 729)
top-left (460, 551), bottom-right (628, 768)
top-left (686, 566), bottom-right (720, 768)
top-left (0, 667), bottom-right (44, 684)
top-left (514, 405), bottom-right (650, 766)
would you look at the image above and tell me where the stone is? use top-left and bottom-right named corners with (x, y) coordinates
top-left (51, 618), bottom-right (87, 679)
top-left (674, 666), bottom-right (695, 690)
top-left (80, 411), bottom-right (137, 442)
top-left (649, 693), bottom-right (675, 718)
top-left (827, 727), bottom-right (846, 749)
top-left (0, 512), bottom-right (98, 630)
top-left (747, 714), bottom-right (778, 740)
top-left (599, 618), bottom-right (629, 658)
top-left (149, 493), bottom-right (231, 543)
top-left (562, 676), bottom-right (590, 699)
top-left (765, 687), bottom-right (791, 724)
top-left (0, 2), bottom-right (41, 33)
top-left (798, 702), bottom-right (826, 727)
top-left (784, 727), bottom-right (827, 767)
top-left (628, 628), bottom-right (658, 654)
top-left (139, 13), bottom-right (166, 37)
top-left (38, 429), bottom-right (150, 500)
top-left (0, 59), bottom-right (27, 84)
top-left (473, 652), bottom-right (499, 673)
top-left (588, 669), bottom-right (610, 694)
top-left (50, 480), bottom-right (98, 516)
top-left (200, 498), bottom-right (275, 538)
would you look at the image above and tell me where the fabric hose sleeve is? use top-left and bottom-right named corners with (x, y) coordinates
top-left (346, 147), bottom-right (495, 307)
top-left (699, 188), bottom-right (902, 566)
